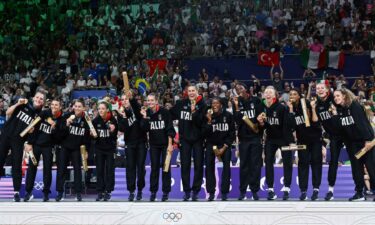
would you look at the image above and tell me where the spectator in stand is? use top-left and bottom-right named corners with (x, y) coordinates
top-left (0, 0), bottom-right (374, 122)
top-left (65, 74), bottom-right (76, 91)
top-left (61, 84), bottom-right (71, 101)
top-left (336, 74), bottom-right (347, 89)
top-left (97, 59), bottom-right (109, 84)
top-left (270, 62), bottom-right (284, 93)
top-left (279, 83), bottom-right (290, 103)
top-left (76, 75), bottom-right (87, 89)
top-left (295, 83), bottom-right (305, 97)
top-left (87, 74), bottom-right (98, 88)
top-left (151, 32), bottom-right (164, 48)
top-left (352, 43), bottom-right (364, 54)
top-left (303, 69), bottom-right (317, 83)
top-left (342, 38), bottom-right (353, 52)
top-left (325, 40), bottom-right (338, 51)
top-left (110, 62), bottom-right (119, 85)
top-left (101, 76), bottom-right (113, 88)
top-left (199, 68), bottom-right (209, 82)
top-left (282, 39), bottom-right (297, 54)
top-left (209, 76), bottom-right (221, 95)
top-left (59, 45), bottom-right (69, 70)
top-left (172, 67), bottom-right (182, 88)
top-left (218, 80), bottom-right (228, 98)
top-left (367, 76), bottom-right (375, 91)
top-left (196, 77), bottom-right (208, 91)
top-left (352, 75), bottom-right (367, 97)
top-left (309, 38), bottom-right (325, 53)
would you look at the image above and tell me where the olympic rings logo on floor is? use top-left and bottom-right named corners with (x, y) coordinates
top-left (162, 212), bottom-right (182, 222)
top-left (33, 181), bottom-right (44, 190)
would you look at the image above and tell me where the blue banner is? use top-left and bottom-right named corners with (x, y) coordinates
top-left (71, 89), bottom-right (117, 99)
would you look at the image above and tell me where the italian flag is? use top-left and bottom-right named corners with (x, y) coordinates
top-left (301, 49), bottom-right (345, 70)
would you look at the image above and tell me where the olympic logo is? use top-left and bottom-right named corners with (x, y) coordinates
top-left (162, 212), bottom-right (182, 222)
top-left (34, 181), bottom-right (44, 191)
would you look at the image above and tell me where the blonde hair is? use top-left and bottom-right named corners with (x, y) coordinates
top-left (364, 105), bottom-right (374, 124)
top-left (264, 85), bottom-right (279, 98)
top-left (263, 86), bottom-right (279, 107)
top-left (147, 93), bottom-right (159, 102)
top-left (335, 88), bottom-right (356, 107)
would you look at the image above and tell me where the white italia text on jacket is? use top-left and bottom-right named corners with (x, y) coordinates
top-left (150, 120), bottom-right (165, 130)
top-left (295, 115), bottom-right (305, 126)
top-left (69, 126), bottom-right (85, 136)
top-left (16, 110), bottom-right (33, 125)
top-left (241, 109), bottom-right (255, 119)
top-left (319, 110), bottom-right (331, 121)
top-left (180, 111), bottom-right (192, 120)
top-left (267, 117), bottom-right (279, 125)
top-left (97, 129), bottom-right (110, 138)
top-left (212, 123), bottom-right (229, 132)
top-left (340, 116), bottom-right (354, 126)
top-left (127, 114), bottom-right (136, 127)
top-left (39, 123), bottom-right (52, 134)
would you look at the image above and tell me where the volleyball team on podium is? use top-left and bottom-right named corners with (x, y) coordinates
top-left (0, 80), bottom-right (374, 202)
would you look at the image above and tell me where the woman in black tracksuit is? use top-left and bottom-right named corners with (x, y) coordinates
top-left (258, 86), bottom-right (294, 201)
top-left (92, 101), bottom-right (118, 201)
top-left (233, 84), bottom-right (264, 201)
top-left (140, 93), bottom-right (175, 202)
top-left (24, 99), bottom-right (64, 202)
top-left (0, 91), bottom-right (44, 202)
top-left (170, 85), bottom-right (206, 201)
top-left (288, 89), bottom-right (322, 201)
top-left (333, 88), bottom-right (375, 201)
top-left (117, 92), bottom-right (147, 201)
top-left (56, 99), bottom-right (90, 202)
top-left (311, 81), bottom-right (345, 201)
top-left (203, 97), bottom-right (235, 201)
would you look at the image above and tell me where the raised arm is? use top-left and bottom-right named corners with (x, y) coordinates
top-left (270, 63), bottom-right (275, 80)
top-left (279, 62), bottom-right (284, 80)
top-left (306, 82), bottom-right (313, 100)
top-left (6, 99), bottom-right (24, 118)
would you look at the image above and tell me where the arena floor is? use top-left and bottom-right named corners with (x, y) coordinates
top-left (0, 201), bottom-right (374, 225)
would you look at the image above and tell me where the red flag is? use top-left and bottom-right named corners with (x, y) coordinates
top-left (146, 59), bottom-right (167, 76)
top-left (258, 51), bottom-right (280, 66)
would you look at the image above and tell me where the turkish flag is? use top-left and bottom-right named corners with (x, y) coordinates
top-left (258, 51), bottom-right (280, 66)
top-left (146, 59), bottom-right (167, 76)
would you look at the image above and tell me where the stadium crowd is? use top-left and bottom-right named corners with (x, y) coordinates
top-left (1, 0), bottom-right (375, 107)
top-left (1, 0), bottom-right (375, 202)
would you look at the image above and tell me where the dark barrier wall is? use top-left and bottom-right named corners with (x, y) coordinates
top-left (72, 89), bottom-right (117, 99)
top-left (183, 55), bottom-right (372, 81)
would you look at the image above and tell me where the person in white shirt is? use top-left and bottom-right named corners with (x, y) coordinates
top-left (87, 75), bottom-right (98, 87)
top-left (31, 68), bottom-right (39, 79)
top-left (209, 76), bottom-right (221, 94)
top-left (172, 68), bottom-right (182, 87)
top-left (76, 75), bottom-right (87, 88)
top-left (196, 78), bottom-right (208, 90)
top-left (316, 19), bottom-right (326, 37)
top-left (219, 81), bottom-right (228, 98)
top-left (80, 45), bottom-right (89, 63)
top-left (110, 62), bottom-right (119, 85)
top-left (19, 73), bottom-right (32, 86)
top-left (58, 45), bottom-right (69, 70)
top-left (65, 74), bottom-right (76, 90)
top-left (19, 73), bottom-right (32, 94)
top-left (61, 84), bottom-right (71, 98)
